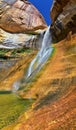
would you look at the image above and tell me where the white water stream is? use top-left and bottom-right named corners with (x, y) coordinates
top-left (27, 26), bottom-right (53, 77)
top-left (13, 26), bottom-right (53, 92)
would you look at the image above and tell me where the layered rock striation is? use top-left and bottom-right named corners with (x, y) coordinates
top-left (0, 0), bottom-right (47, 33)
top-left (3, 34), bottom-right (76, 130)
top-left (0, 28), bottom-right (44, 49)
top-left (0, 1), bottom-right (76, 130)
top-left (0, 0), bottom-right (47, 49)
top-left (50, 0), bottom-right (76, 42)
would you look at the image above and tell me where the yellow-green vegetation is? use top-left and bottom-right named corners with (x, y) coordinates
top-left (0, 49), bottom-right (9, 57)
top-left (0, 48), bottom-right (34, 58)
top-left (11, 48), bottom-right (33, 55)
top-left (2, 34), bottom-right (76, 130)
top-left (0, 92), bottom-right (34, 129)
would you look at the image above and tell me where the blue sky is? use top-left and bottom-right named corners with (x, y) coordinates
top-left (29, 0), bottom-right (53, 25)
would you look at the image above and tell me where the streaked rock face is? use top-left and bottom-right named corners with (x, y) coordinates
top-left (0, 0), bottom-right (47, 50)
top-left (50, 0), bottom-right (76, 42)
top-left (3, 34), bottom-right (76, 130)
top-left (0, 28), bottom-right (45, 49)
top-left (50, 0), bottom-right (69, 24)
top-left (0, 0), bottom-right (47, 33)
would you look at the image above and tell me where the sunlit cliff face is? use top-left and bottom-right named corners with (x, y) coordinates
top-left (0, 0), bottom-right (76, 130)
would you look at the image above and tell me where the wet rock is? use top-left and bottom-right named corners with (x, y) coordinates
top-left (5, 34), bottom-right (76, 130)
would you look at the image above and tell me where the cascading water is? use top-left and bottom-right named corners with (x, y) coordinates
top-left (12, 81), bottom-right (20, 93)
top-left (27, 26), bottom-right (53, 78)
top-left (12, 26), bottom-right (53, 92)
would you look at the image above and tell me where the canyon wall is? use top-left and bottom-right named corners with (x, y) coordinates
top-left (0, 1), bottom-right (76, 130)
top-left (50, 0), bottom-right (76, 42)
top-left (0, 0), bottom-right (47, 33)
top-left (0, 0), bottom-right (47, 49)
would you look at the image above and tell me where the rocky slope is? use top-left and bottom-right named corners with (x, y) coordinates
top-left (0, 51), bottom-right (36, 90)
top-left (50, 0), bottom-right (76, 42)
top-left (3, 34), bottom-right (76, 130)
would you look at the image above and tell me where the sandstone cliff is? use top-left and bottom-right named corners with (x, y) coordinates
top-left (0, 28), bottom-right (45, 49)
top-left (3, 34), bottom-right (76, 130)
top-left (0, 0), bottom-right (47, 50)
top-left (0, 0), bottom-right (47, 33)
top-left (0, 0), bottom-right (76, 130)
top-left (50, 0), bottom-right (76, 42)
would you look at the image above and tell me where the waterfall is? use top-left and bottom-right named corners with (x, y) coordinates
top-left (27, 26), bottom-right (53, 78)
top-left (12, 81), bottom-right (20, 93)
top-left (12, 26), bottom-right (53, 92)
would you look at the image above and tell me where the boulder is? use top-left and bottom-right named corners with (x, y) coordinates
top-left (0, 0), bottom-right (47, 33)
top-left (50, 0), bottom-right (76, 42)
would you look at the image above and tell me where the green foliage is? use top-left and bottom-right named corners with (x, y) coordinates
top-left (0, 92), bottom-right (34, 129)
top-left (11, 48), bottom-right (33, 55)
top-left (0, 48), bottom-right (33, 59)
top-left (0, 49), bottom-right (9, 56)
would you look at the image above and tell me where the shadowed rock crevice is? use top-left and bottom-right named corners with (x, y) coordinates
top-left (50, 0), bottom-right (76, 42)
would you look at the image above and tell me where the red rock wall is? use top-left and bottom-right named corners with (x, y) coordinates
top-left (0, 0), bottom-right (47, 33)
